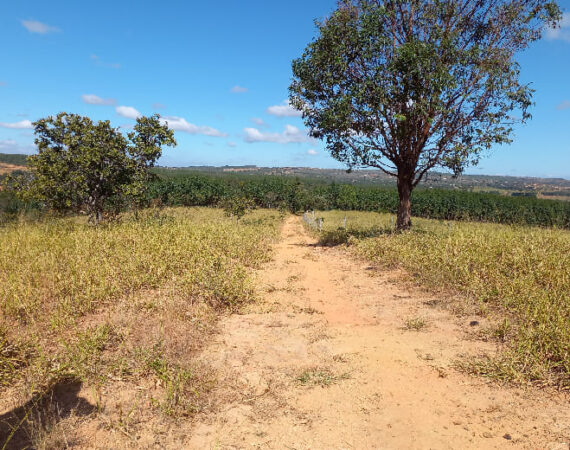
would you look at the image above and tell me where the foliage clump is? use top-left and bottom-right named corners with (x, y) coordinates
top-left (5, 113), bottom-right (176, 224)
top-left (222, 196), bottom-right (256, 221)
top-left (290, 0), bottom-right (561, 229)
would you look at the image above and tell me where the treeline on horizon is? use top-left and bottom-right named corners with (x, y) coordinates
top-left (2, 171), bottom-right (569, 228)
top-left (0, 153), bottom-right (28, 166)
top-left (146, 173), bottom-right (570, 229)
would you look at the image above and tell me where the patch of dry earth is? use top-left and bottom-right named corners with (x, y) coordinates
top-left (188, 216), bottom-right (569, 449)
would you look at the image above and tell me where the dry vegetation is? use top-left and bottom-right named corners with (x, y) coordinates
top-left (310, 210), bottom-right (570, 389)
top-left (0, 207), bottom-right (281, 448)
top-left (0, 163), bottom-right (27, 176)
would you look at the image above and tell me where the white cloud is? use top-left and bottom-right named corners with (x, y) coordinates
top-left (251, 117), bottom-right (268, 127)
top-left (546, 13), bottom-right (570, 42)
top-left (116, 106), bottom-right (141, 120)
top-left (0, 120), bottom-right (33, 129)
top-left (152, 102), bottom-right (166, 109)
top-left (231, 85), bottom-right (249, 93)
top-left (160, 116), bottom-right (227, 137)
top-left (307, 149), bottom-right (318, 155)
top-left (21, 20), bottom-right (60, 34)
top-left (227, 141), bottom-right (237, 148)
top-left (243, 124), bottom-right (312, 144)
top-left (0, 139), bottom-right (17, 147)
top-left (556, 100), bottom-right (570, 110)
top-left (0, 139), bottom-right (34, 153)
top-left (266, 100), bottom-right (302, 118)
top-left (82, 94), bottom-right (117, 106)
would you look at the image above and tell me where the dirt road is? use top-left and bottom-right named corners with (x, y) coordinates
top-left (188, 216), bottom-right (569, 449)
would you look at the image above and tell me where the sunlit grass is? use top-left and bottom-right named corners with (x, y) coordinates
top-left (0, 207), bottom-right (281, 419)
top-left (1, 208), bottom-right (279, 322)
top-left (310, 210), bottom-right (570, 388)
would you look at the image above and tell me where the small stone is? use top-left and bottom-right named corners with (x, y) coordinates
top-left (482, 432), bottom-right (493, 438)
top-left (469, 320), bottom-right (480, 326)
top-left (503, 434), bottom-right (512, 440)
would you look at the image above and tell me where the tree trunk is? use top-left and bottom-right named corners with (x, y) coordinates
top-left (95, 209), bottom-right (103, 225)
top-left (396, 175), bottom-right (413, 231)
top-left (88, 194), bottom-right (103, 225)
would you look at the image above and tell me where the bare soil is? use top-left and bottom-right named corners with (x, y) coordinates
top-left (3, 215), bottom-right (568, 449)
top-left (0, 163), bottom-right (27, 176)
top-left (188, 216), bottom-right (569, 449)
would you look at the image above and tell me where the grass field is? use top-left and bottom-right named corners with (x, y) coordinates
top-left (0, 207), bottom-right (281, 447)
top-left (309, 211), bottom-right (570, 389)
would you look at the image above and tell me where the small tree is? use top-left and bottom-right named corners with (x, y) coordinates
top-left (8, 112), bottom-right (176, 223)
top-left (290, 0), bottom-right (561, 230)
top-left (222, 196), bottom-right (256, 222)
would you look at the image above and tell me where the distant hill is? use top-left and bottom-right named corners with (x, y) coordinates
top-left (2, 157), bottom-right (568, 200)
top-left (0, 153), bottom-right (28, 166)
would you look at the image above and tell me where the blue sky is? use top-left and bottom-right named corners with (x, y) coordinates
top-left (1, 1), bottom-right (569, 179)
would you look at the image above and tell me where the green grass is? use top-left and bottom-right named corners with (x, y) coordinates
top-left (0, 207), bottom-right (282, 445)
top-left (403, 317), bottom-right (429, 331)
top-left (309, 210), bottom-right (570, 389)
top-left (296, 368), bottom-right (350, 387)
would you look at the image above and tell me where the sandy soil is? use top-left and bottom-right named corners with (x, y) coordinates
top-left (188, 216), bottom-right (569, 449)
top-left (0, 163), bottom-right (26, 176)
top-left (4, 215), bottom-right (567, 449)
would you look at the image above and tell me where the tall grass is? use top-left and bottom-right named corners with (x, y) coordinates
top-left (0, 207), bottom-right (281, 407)
top-left (1, 208), bottom-right (277, 323)
top-left (311, 211), bottom-right (570, 388)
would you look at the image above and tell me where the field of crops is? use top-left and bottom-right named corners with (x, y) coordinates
top-left (307, 211), bottom-right (570, 389)
top-left (3, 172), bottom-right (570, 228)
top-left (145, 174), bottom-right (570, 228)
top-left (0, 207), bottom-right (281, 447)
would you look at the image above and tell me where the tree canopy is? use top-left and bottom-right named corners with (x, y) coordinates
top-left (8, 112), bottom-right (176, 223)
top-left (290, 0), bottom-right (561, 229)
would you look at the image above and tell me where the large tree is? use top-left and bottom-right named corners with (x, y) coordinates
top-left (290, 0), bottom-right (561, 230)
top-left (9, 112), bottom-right (176, 223)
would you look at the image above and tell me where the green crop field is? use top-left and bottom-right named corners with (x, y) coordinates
top-left (307, 210), bottom-right (570, 389)
top-left (4, 170), bottom-right (570, 228)
top-left (144, 174), bottom-right (570, 228)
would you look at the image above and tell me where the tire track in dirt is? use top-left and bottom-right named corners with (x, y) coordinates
top-left (189, 216), bottom-right (569, 449)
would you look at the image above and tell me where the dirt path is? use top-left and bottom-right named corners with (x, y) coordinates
top-left (189, 216), bottom-right (569, 449)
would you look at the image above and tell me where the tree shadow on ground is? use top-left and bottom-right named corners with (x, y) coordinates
top-left (0, 380), bottom-right (95, 449)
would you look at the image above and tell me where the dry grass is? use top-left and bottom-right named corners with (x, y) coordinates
top-left (309, 210), bottom-right (570, 389)
top-left (0, 163), bottom-right (27, 176)
top-left (0, 207), bottom-right (282, 447)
